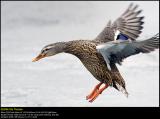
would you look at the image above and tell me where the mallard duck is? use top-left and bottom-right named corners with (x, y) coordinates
top-left (32, 3), bottom-right (159, 102)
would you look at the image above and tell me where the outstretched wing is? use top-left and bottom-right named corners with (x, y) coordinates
top-left (94, 3), bottom-right (144, 44)
top-left (112, 3), bottom-right (144, 41)
top-left (96, 33), bottom-right (159, 70)
top-left (94, 20), bottom-right (114, 43)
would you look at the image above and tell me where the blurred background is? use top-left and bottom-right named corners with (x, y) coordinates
top-left (1, 1), bottom-right (159, 107)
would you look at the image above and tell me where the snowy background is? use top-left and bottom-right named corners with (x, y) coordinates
top-left (1, 1), bottom-right (159, 107)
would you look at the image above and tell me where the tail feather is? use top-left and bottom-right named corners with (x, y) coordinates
top-left (111, 63), bottom-right (129, 97)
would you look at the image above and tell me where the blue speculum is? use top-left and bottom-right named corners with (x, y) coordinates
top-left (117, 33), bottom-right (129, 40)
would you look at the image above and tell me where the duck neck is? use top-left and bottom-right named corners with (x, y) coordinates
top-left (58, 41), bottom-right (79, 55)
top-left (55, 41), bottom-right (73, 54)
top-left (56, 40), bottom-right (82, 57)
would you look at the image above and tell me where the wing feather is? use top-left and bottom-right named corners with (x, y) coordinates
top-left (94, 3), bottom-right (144, 44)
top-left (96, 34), bottom-right (159, 70)
top-left (112, 4), bottom-right (144, 41)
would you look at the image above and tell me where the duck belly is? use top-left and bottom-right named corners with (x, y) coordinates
top-left (80, 57), bottom-right (112, 84)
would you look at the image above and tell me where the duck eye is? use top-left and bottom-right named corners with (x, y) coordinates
top-left (42, 48), bottom-right (50, 53)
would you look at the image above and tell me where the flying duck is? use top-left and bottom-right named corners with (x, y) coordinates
top-left (32, 3), bottom-right (159, 102)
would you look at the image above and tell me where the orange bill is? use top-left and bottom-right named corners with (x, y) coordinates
top-left (32, 54), bottom-right (46, 62)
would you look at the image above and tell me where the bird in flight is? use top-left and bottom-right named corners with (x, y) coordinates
top-left (32, 3), bottom-right (159, 102)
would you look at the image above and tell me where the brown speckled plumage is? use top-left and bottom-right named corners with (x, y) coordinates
top-left (63, 40), bottom-right (127, 94)
top-left (66, 40), bottom-right (112, 83)
top-left (33, 4), bottom-right (159, 102)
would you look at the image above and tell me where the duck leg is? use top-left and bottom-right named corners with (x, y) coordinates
top-left (89, 84), bottom-right (109, 103)
top-left (86, 82), bottom-right (103, 100)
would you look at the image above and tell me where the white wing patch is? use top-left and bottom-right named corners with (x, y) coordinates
top-left (114, 30), bottom-right (120, 41)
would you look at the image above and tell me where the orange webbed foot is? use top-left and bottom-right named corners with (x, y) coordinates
top-left (86, 83), bottom-right (109, 103)
top-left (86, 82), bottom-right (103, 100)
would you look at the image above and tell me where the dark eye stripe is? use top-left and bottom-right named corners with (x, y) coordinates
top-left (41, 50), bottom-right (45, 53)
top-left (45, 48), bottom-right (49, 51)
top-left (42, 48), bottom-right (49, 53)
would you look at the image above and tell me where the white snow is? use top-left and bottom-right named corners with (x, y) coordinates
top-left (1, 1), bottom-right (159, 107)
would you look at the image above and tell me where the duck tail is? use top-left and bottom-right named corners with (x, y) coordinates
top-left (113, 81), bottom-right (129, 97)
top-left (110, 63), bottom-right (129, 97)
